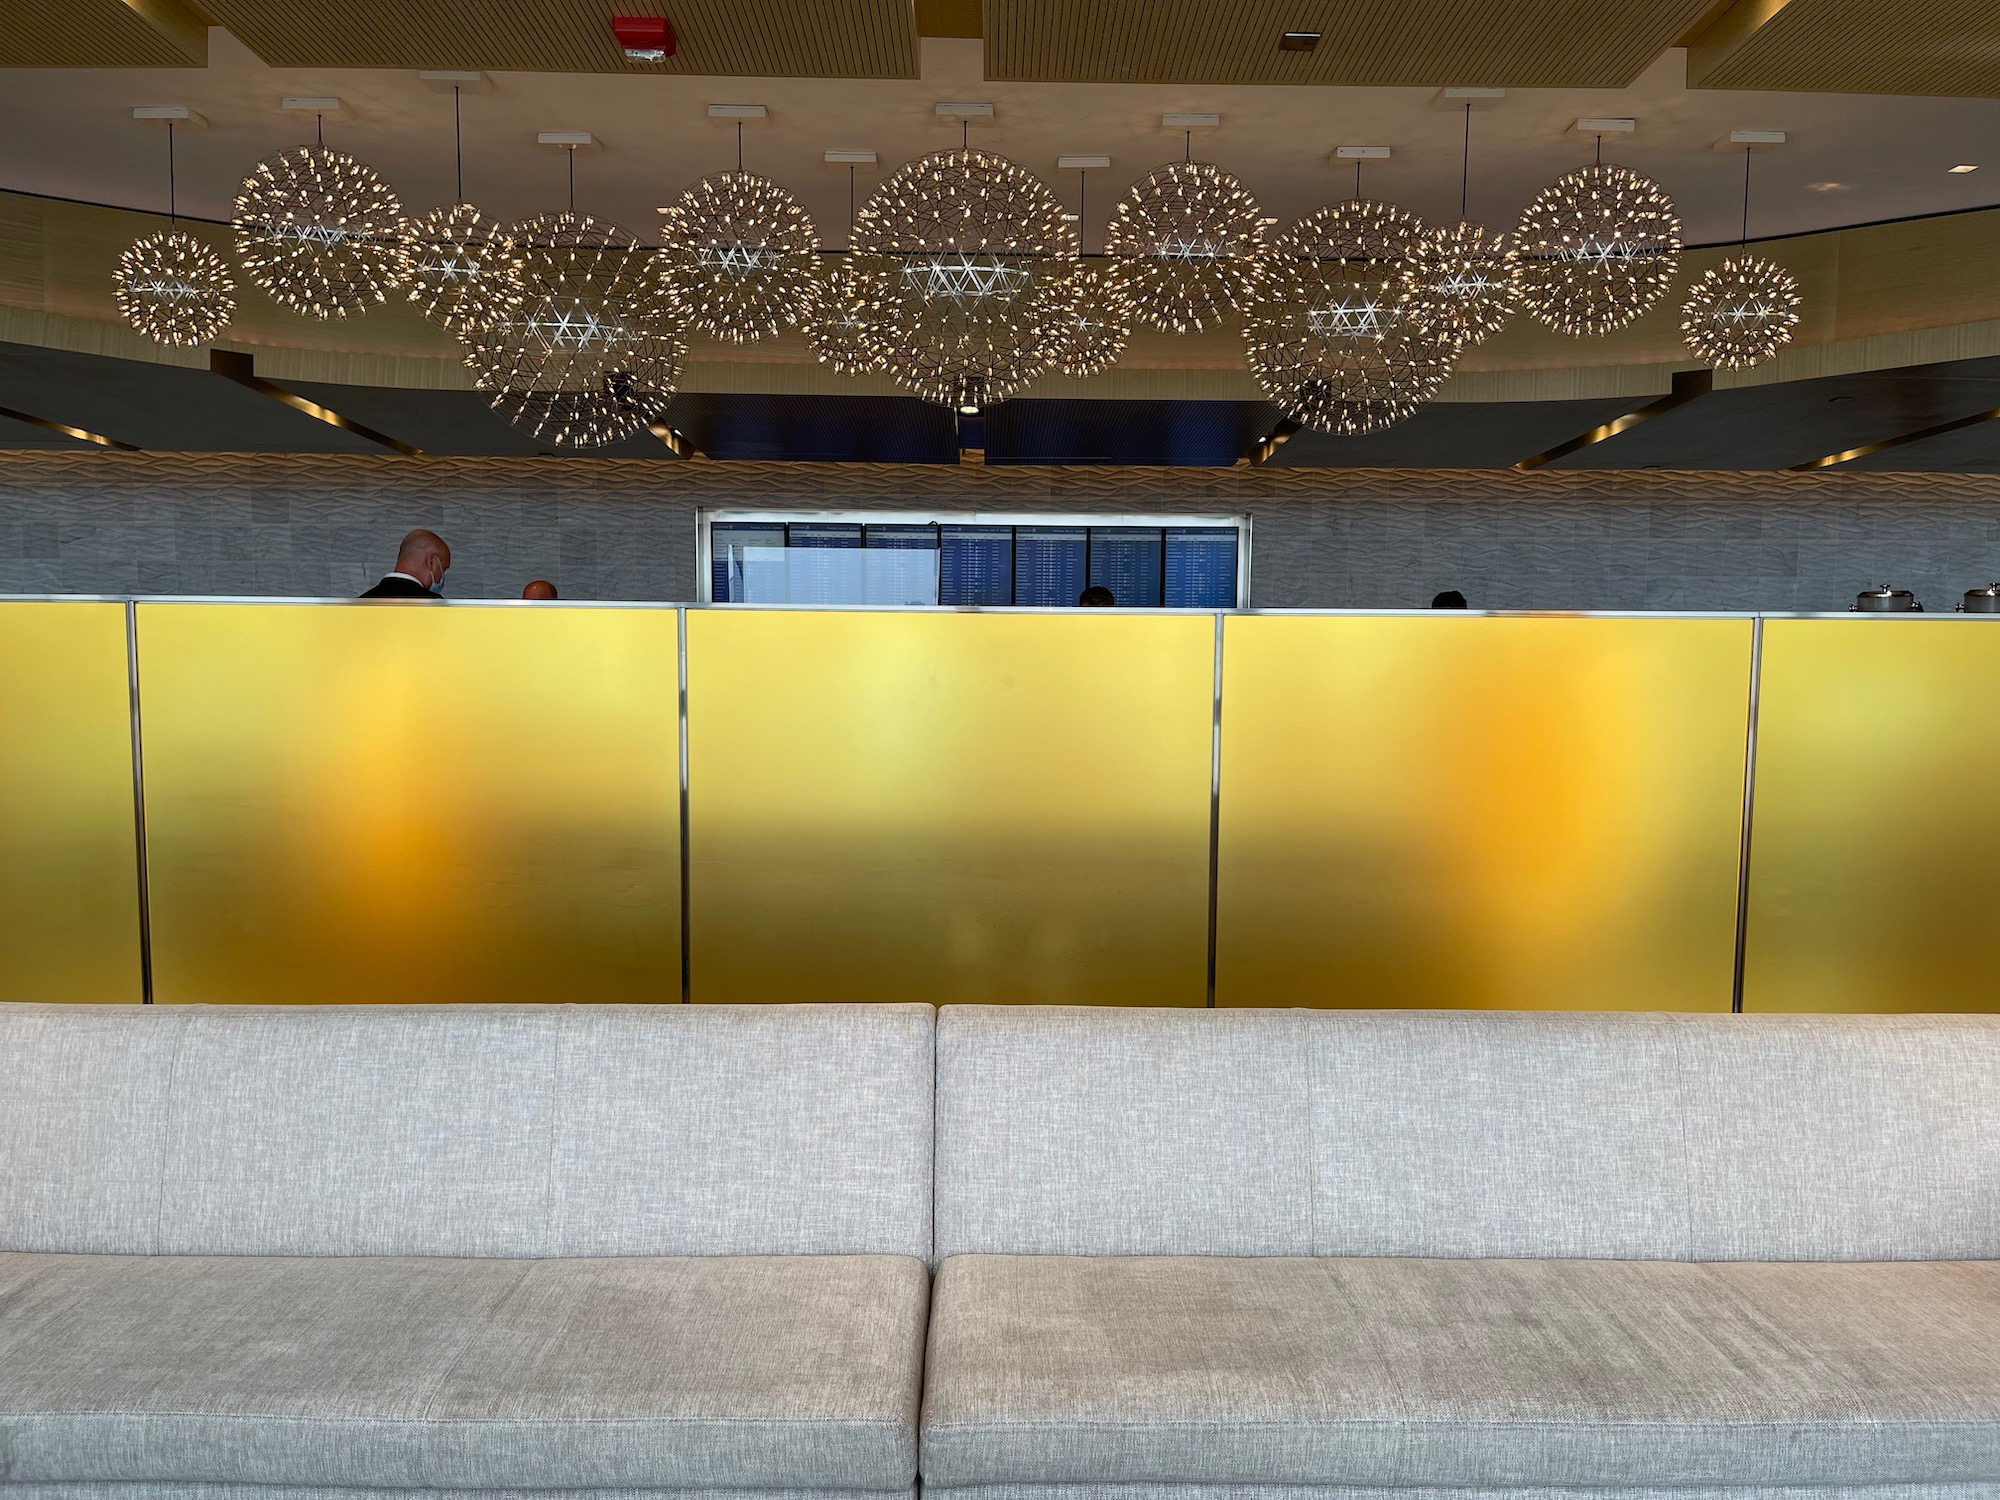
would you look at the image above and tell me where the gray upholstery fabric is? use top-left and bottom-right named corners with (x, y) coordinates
top-left (1, 1491), bottom-right (912, 1500)
top-left (934, 1006), bottom-right (2000, 1260)
top-left (926, 1490), bottom-right (2000, 1500)
top-left (935, 1007), bottom-right (1313, 1257)
top-left (921, 1254), bottom-right (2000, 1488)
top-left (0, 1251), bottom-right (927, 1490)
top-left (0, 1490), bottom-right (912, 1500)
top-left (0, 1003), bottom-right (934, 1258)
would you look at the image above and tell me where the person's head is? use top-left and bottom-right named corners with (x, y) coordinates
top-left (1430, 589), bottom-right (1468, 609)
top-left (1078, 585), bottom-right (1116, 607)
top-left (521, 579), bottom-right (559, 601)
top-left (394, 529), bottom-right (451, 591)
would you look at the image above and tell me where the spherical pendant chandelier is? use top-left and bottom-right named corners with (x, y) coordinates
top-left (1514, 161), bottom-right (1681, 338)
top-left (1243, 200), bottom-right (1458, 436)
top-left (840, 145), bottom-right (1078, 409)
top-left (1401, 221), bottom-right (1520, 349)
top-left (114, 120), bottom-right (234, 347)
top-left (1681, 149), bottom-right (1802, 371)
top-left (233, 141), bottom-right (409, 319)
top-left (115, 233), bottom-right (237, 347)
top-left (1681, 256), bottom-right (1801, 369)
top-left (1047, 261), bottom-right (1132, 379)
top-left (1105, 157), bottom-right (1270, 333)
top-left (401, 203), bottom-right (522, 334)
top-left (1401, 102), bottom-right (1522, 350)
top-left (660, 170), bottom-right (821, 343)
top-left (460, 210), bottom-right (683, 449)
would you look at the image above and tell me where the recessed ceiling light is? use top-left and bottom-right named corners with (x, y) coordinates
top-left (1807, 181), bottom-right (1850, 193)
top-left (1950, 163), bottom-right (1980, 173)
top-left (1280, 31), bottom-right (1320, 51)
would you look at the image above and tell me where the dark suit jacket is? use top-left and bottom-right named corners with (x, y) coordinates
top-left (359, 576), bottom-right (440, 599)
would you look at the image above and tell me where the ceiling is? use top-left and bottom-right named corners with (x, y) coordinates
top-left (6, 338), bottom-right (1998, 469)
top-left (3, 33), bottom-right (1999, 256)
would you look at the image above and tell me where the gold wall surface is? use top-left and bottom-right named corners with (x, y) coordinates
top-left (0, 601), bottom-right (143, 1003)
top-left (1215, 614), bottom-right (1753, 1010)
top-left (136, 603), bottom-right (681, 1004)
top-left (686, 609), bottom-right (1215, 1004)
top-left (1743, 619), bottom-right (2000, 1013)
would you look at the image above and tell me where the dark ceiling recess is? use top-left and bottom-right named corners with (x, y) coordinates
top-left (667, 392), bottom-right (960, 463)
top-left (1279, 31), bottom-right (1321, 50)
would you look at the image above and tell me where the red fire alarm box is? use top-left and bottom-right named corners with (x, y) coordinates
top-left (612, 15), bottom-right (675, 60)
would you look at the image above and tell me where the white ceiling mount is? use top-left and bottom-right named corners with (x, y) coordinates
top-left (935, 101), bottom-right (993, 117)
top-left (824, 149), bottom-right (877, 164)
top-left (1162, 112), bottom-right (1220, 129)
top-left (537, 130), bottom-right (596, 148)
top-left (1334, 145), bottom-right (1391, 160)
top-left (282, 96), bottom-right (343, 113)
top-left (1057, 154), bottom-right (1111, 169)
top-left (1574, 116), bottom-right (1637, 135)
top-left (708, 103), bottom-right (767, 118)
top-left (418, 71), bottom-right (489, 92)
top-left (1716, 128), bottom-right (1787, 152)
top-left (1438, 87), bottom-right (1504, 109)
top-left (132, 105), bottom-right (206, 126)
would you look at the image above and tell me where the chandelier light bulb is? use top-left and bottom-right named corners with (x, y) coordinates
top-left (1514, 162), bottom-right (1682, 338)
top-left (460, 210), bottom-right (684, 449)
top-left (1106, 160), bottom-right (1271, 333)
top-left (1681, 255), bottom-right (1802, 369)
top-left (114, 231), bottom-right (236, 347)
top-left (401, 203), bottom-right (523, 335)
top-left (660, 170), bottom-right (821, 344)
top-left (232, 144), bottom-right (410, 319)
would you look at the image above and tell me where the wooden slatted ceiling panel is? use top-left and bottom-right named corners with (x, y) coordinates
top-left (195, 0), bottom-right (920, 74)
top-left (1691, 0), bottom-right (2000, 96)
top-left (985, 0), bottom-right (1716, 87)
top-left (0, 0), bottom-right (207, 66)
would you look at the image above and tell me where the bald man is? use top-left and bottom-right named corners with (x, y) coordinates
top-left (522, 579), bottom-right (559, 601)
top-left (360, 530), bottom-right (451, 599)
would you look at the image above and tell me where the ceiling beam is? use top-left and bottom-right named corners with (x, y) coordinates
top-left (1790, 401), bottom-right (2000, 470)
top-left (209, 350), bottom-right (425, 456)
top-left (0, 402), bottom-right (141, 450)
top-left (1684, 0), bottom-right (1795, 87)
top-left (1513, 370), bottom-right (1713, 471)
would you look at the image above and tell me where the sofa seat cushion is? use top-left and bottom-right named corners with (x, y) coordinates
top-left (922, 1254), bottom-right (2000, 1490)
top-left (0, 1252), bottom-right (928, 1493)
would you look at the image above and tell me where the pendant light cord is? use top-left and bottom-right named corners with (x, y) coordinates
top-left (166, 118), bottom-right (177, 226)
top-left (1078, 168), bottom-right (1086, 255)
top-left (1594, 132), bottom-right (1602, 165)
top-left (1354, 160), bottom-right (1361, 199)
top-left (1184, 130), bottom-right (1191, 163)
top-left (566, 144), bottom-right (576, 210)
top-left (316, 112), bottom-right (324, 147)
top-left (1741, 144), bottom-right (1752, 248)
top-left (962, 120), bottom-right (969, 150)
top-left (453, 85), bottom-right (463, 202)
top-left (1460, 102), bottom-right (1471, 221)
top-left (848, 163), bottom-right (856, 247)
top-left (736, 119), bottom-right (744, 172)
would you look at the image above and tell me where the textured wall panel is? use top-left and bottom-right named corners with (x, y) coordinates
top-left (2, 454), bottom-right (2000, 613)
top-left (986, 0), bottom-right (1716, 87)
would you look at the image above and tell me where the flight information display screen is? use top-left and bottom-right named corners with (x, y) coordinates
top-left (706, 514), bottom-right (1246, 608)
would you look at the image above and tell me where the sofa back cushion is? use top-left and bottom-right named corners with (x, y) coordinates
top-left (935, 1006), bottom-right (2000, 1261)
top-left (0, 1003), bottom-right (934, 1259)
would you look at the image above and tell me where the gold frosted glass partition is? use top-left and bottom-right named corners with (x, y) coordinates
top-left (1744, 619), bottom-right (2000, 1013)
top-left (686, 609), bottom-right (1215, 1004)
top-left (137, 604), bottom-right (681, 1004)
top-left (0, 602), bottom-right (144, 1003)
top-left (1215, 615), bottom-right (1754, 1010)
